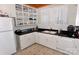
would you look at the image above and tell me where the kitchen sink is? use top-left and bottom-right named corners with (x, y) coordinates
top-left (42, 31), bottom-right (57, 34)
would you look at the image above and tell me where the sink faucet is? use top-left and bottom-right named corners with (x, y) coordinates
top-left (58, 29), bottom-right (62, 34)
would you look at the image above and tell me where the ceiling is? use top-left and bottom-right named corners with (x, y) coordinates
top-left (26, 4), bottom-right (50, 8)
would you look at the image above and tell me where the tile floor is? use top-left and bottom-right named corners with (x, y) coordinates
top-left (16, 43), bottom-right (66, 55)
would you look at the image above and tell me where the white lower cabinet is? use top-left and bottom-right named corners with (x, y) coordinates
top-left (37, 33), bottom-right (56, 49)
top-left (56, 37), bottom-right (76, 54)
top-left (46, 35), bottom-right (56, 49)
top-left (38, 33), bottom-right (48, 46)
top-left (73, 39), bottom-right (79, 55)
top-left (33, 32), bottom-right (39, 43)
top-left (38, 33), bottom-right (79, 55)
top-left (20, 33), bottom-right (35, 49)
top-left (19, 32), bottom-right (79, 55)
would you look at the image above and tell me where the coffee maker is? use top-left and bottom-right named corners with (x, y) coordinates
top-left (67, 25), bottom-right (75, 37)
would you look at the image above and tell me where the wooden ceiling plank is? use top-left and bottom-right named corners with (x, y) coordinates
top-left (26, 4), bottom-right (50, 8)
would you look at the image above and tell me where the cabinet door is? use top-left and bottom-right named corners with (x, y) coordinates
top-left (0, 31), bottom-right (16, 55)
top-left (60, 6), bottom-right (68, 30)
top-left (47, 35), bottom-right (56, 49)
top-left (28, 33), bottom-right (35, 44)
top-left (50, 6), bottom-right (68, 30)
top-left (33, 32), bottom-right (39, 43)
top-left (57, 37), bottom-right (75, 54)
top-left (73, 39), bottom-right (79, 54)
top-left (38, 33), bottom-right (56, 49)
top-left (20, 33), bottom-right (35, 49)
top-left (38, 8), bottom-right (50, 29)
top-left (50, 7), bottom-right (59, 30)
top-left (38, 33), bottom-right (48, 46)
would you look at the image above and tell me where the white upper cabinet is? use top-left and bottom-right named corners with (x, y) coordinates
top-left (38, 8), bottom-right (50, 29)
top-left (58, 5), bottom-right (77, 30)
top-left (49, 7), bottom-right (59, 30)
top-left (58, 5), bottom-right (68, 30)
top-left (38, 5), bottom-right (77, 30)
top-left (15, 4), bottom-right (37, 26)
top-left (57, 5), bottom-right (77, 30)
top-left (38, 5), bottom-right (67, 30)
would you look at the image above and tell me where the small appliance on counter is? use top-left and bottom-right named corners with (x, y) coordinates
top-left (67, 25), bottom-right (75, 37)
top-left (67, 25), bottom-right (79, 38)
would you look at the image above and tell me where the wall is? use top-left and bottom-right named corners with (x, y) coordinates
top-left (0, 4), bottom-right (10, 15)
top-left (0, 4), bottom-right (16, 17)
top-left (67, 4), bottom-right (77, 26)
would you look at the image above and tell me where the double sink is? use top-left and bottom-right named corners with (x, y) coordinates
top-left (42, 30), bottom-right (57, 35)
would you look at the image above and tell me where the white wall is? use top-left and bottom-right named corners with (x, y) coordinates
top-left (0, 4), bottom-right (10, 15)
top-left (67, 4), bottom-right (77, 26)
top-left (0, 4), bottom-right (16, 17)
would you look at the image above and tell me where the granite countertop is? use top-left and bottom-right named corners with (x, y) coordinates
top-left (15, 28), bottom-right (78, 39)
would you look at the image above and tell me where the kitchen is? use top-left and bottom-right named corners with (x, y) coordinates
top-left (0, 4), bottom-right (79, 55)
